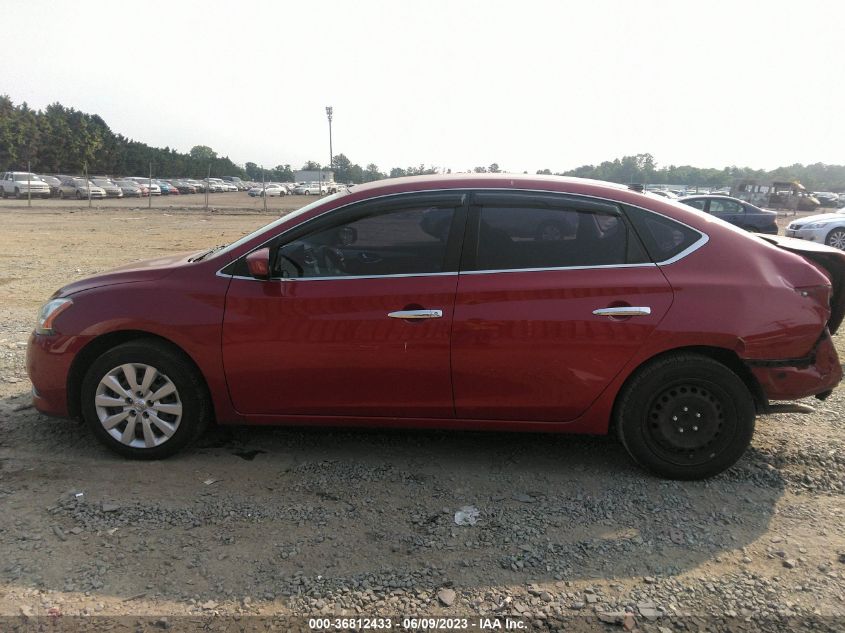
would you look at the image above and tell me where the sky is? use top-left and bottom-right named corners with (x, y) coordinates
top-left (4, 0), bottom-right (844, 174)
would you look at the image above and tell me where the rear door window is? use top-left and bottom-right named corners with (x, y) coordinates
top-left (465, 196), bottom-right (649, 271)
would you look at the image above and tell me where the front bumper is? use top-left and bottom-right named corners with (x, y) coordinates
top-left (748, 330), bottom-right (842, 401)
top-left (785, 226), bottom-right (829, 243)
top-left (26, 331), bottom-right (87, 418)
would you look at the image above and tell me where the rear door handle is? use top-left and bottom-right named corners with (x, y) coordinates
top-left (388, 309), bottom-right (443, 320)
top-left (593, 306), bottom-right (652, 317)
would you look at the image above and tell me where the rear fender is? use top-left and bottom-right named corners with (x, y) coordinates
top-left (758, 234), bottom-right (845, 334)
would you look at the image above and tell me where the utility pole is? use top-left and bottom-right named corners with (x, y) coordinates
top-left (84, 162), bottom-right (91, 208)
top-left (148, 162), bottom-right (152, 209)
top-left (262, 166), bottom-right (267, 213)
top-left (326, 106), bottom-right (333, 180)
top-left (27, 161), bottom-right (31, 207)
top-left (205, 164), bottom-right (210, 210)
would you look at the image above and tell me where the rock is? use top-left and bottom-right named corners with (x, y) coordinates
top-left (783, 559), bottom-right (797, 569)
top-left (201, 600), bottom-right (217, 610)
top-left (513, 493), bottom-right (536, 503)
top-left (437, 588), bottom-right (456, 607)
top-left (597, 611), bottom-right (625, 624)
top-left (838, 553), bottom-right (845, 564)
top-left (643, 576), bottom-right (657, 584)
top-left (639, 607), bottom-right (661, 620)
top-left (540, 591), bottom-right (552, 602)
top-left (571, 602), bottom-right (585, 610)
top-left (102, 503), bottom-right (120, 513)
top-left (586, 594), bottom-right (599, 604)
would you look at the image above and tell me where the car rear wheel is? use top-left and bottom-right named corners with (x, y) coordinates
top-left (81, 340), bottom-right (211, 459)
top-left (825, 228), bottom-right (845, 250)
top-left (614, 353), bottom-right (755, 480)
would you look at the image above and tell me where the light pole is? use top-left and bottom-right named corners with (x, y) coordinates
top-left (325, 106), bottom-right (333, 179)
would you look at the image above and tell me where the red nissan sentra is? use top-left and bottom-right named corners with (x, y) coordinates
top-left (26, 175), bottom-right (845, 479)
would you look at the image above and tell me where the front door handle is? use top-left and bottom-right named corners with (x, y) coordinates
top-left (593, 306), bottom-right (652, 317)
top-left (388, 309), bottom-right (443, 320)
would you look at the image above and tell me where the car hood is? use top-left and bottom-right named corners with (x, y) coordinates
top-left (792, 212), bottom-right (845, 224)
top-left (52, 251), bottom-right (197, 298)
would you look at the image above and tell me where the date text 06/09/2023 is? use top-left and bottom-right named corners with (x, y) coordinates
top-left (307, 617), bottom-right (527, 630)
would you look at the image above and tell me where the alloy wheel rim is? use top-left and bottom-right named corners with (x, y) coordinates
top-left (828, 231), bottom-right (845, 250)
top-left (94, 363), bottom-right (182, 448)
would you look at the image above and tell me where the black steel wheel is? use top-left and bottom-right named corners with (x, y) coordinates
top-left (615, 353), bottom-right (755, 479)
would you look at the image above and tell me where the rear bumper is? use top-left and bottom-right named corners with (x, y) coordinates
top-left (748, 330), bottom-right (842, 401)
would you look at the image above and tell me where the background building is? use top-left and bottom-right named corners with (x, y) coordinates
top-left (294, 170), bottom-right (334, 183)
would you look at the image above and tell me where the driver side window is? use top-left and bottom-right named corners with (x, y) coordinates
top-left (273, 206), bottom-right (456, 279)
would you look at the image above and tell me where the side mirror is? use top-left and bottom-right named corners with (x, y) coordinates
top-left (245, 247), bottom-right (270, 280)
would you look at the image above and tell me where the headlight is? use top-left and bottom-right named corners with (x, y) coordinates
top-left (36, 298), bottom-right (73, 335)
top-left (807, 221), bottom-right (832, 229)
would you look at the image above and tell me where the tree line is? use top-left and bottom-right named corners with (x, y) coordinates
top-left (0, 96), bottom-right (244, 178)
top-left (545, 153), bottom-right (845, 192)
top-left (3, 97), bottom-right (845, 190)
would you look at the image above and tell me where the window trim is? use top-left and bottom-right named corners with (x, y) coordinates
top-left (222, 191), bottom-right (469, 281)
top-left (217, 188), bottom-right (709, 280)
top-left (461, 192), bottom-right (650, 273)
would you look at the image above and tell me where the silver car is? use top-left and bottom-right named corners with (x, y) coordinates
top-left (785, 212), bottom-right (845, 250)
top-left (92, 179), bottom-right (124, 198)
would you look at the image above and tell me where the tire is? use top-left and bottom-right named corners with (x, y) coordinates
top-left (15, 188), bottom-right (21, 199)
top-left (614, 353), bottom-right (755, 480)
top-left (81, 340), bottom-right (212, 459)
top-left (825, 228), bottom-right (845, 250)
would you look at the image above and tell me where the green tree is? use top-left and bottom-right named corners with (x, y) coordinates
top-left (189, 145), bottom-right (217, 162)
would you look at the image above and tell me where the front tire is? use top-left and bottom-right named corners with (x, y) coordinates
top-left (81, 340), bottom-right (211, 459)
top-left (825, 228), bottom-right (845, 250)
top-left (614, 354), bottom-right (755, 480)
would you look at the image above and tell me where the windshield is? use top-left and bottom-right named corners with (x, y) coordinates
top-left (209, 191), bottom-right (348, 261)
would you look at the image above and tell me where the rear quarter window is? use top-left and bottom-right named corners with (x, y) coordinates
top-left (624, 205), bottom-right (704, 262)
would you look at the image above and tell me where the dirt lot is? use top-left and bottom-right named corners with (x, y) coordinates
top-left (0, 202), bottom-right (843, 632)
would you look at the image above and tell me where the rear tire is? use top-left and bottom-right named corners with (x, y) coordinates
top-left (614, 354), bottom-right (755, 480)
top-left (81, 340), bottom-right (211, 459)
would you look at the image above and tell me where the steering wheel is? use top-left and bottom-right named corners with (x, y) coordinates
top-left (317, 245), bottom-right (346, 275)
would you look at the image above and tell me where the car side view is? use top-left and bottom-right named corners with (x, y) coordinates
top-left (26, 175), bottom-right (844, 479)
top-left (679, 194), bottom-right (779, 234)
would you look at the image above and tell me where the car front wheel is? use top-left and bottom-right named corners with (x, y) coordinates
top-left (81, 340), bottom-right (211, 459)
top-left (825, 228), bottom-right (845, 250)
top-left (614, 353), bottom-right (755, 480)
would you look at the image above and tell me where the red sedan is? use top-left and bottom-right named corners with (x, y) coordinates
top-left (26, 175), bottom-right (844, 479)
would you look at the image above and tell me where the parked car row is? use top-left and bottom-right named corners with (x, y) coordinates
top-left (0, 172), bottom-right (257, 198)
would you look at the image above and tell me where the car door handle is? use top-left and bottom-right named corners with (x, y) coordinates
top-left (388, 309), bottom-right (443, 320)
top-left (593, 306), bottom-right (652, 317)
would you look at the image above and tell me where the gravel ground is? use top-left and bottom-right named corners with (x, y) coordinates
top-left (0, 207), bottom-right (843, 632)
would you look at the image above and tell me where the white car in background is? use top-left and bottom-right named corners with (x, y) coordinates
top-left (0, 171), bottom-right (52, 198)
top-left (247, 184), bottom-right (287, 197)
top-left (785, 211), bottom-right (845, 250)
top-left (293, 182), bottom-right (328, 195)
top-left (127, 177), bottom-right (161, 195)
